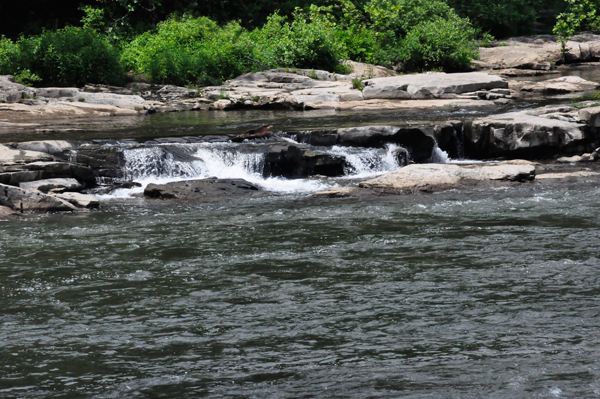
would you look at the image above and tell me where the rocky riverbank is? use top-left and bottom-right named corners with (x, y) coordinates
top-left (4, 33), bottom-right (600, 214)
top-left (4, 32), bottom-right (600, 135)
top-left (3, 98), bottom-right (600, 213)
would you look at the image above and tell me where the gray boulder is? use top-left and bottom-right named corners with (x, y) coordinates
top-left (52, 192), bottom-right (100, 208)
top-left (284, 126), bottom-right (437, 163)
top-left (516, 76), bottom-right (600, 95)
top-left (466, 109), bottom-right (587, 158)
top-left (0, 144), bottom-right (53, 163)
top-left (478, 33), bottom-right (600, 70)
top-left (0, 183), bottom-right (77, 212)
top-left (19, 178), bottom-right (83, 193)
top-left (359, 162), bottom-right (535, 192)
top-left (15, 140), bottom-right (76, 157)
top-left (0, 161), bottom-right (95, 186)
top-left (315, 161), bottom-right (536, 197)
top-left (362, 72), bottom-right (508, 99)
top-left (263, 144), bottom-right (346, 178)
top-left (144, 178), bottom-right (261, 200)
top-left (578, 106), bottom-right (600, 130)
top-left (71, 145), bottom-right (125, 178)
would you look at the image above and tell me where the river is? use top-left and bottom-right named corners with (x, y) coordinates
top-left (2, 69), bottom-right (600, 397)
top-left (2, 181), bottom-right (600, 398)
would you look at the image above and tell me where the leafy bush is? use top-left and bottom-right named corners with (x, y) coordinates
top-left (251, 7), bottom-right (349, 73)
top-left (0, 36), bottom-right (20, 75)
top-left (122, 16), bottom-right (256, 86)
top-left (14, 69), bottom-right (42, 86)
top-left (18, 27), bottom-right (124, 86)
top-left (399, 15), bottom-right (478, 71)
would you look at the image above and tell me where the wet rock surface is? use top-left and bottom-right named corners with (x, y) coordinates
top-left (262, 144), bottom-right (346, 178)
top-left (282, 126), bottom-right (436, 163)
top-left (315, 161), bottom-right (536, 197)
top-left (144, 178), bottom-right (261, 200)
top-left (0, 183), bottom-right (77, 212)
top-left (465, 106), bottom-right (594, 159)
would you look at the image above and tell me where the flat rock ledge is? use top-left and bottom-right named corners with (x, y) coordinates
top-left (478, 33), bottom-right (600, 71)
top-left (314, 161), bottom-right (536, 197)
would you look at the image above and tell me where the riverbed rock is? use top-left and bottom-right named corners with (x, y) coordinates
top-left (362, 72), bottom-right (508, 100)
top-left (466, 108), bottom-right (587, 159)
top-left (263, 144), bottom-right (347, 178)
top-left (0, 144), bottom-right (53, 163)
top-left (19, 178), bottom-right (83, 193)
top-left (283, 126), bottom-right (437, 163)
top-left (344, 61), bottom-right (397, 79)
top-left (0, 204), bottom-right (19, 218)
top-left (360, 162), bottom-right (535, 191)
top-left (478, 33), bottom-right (600, 70)
top-left (514, 76), bottom-right (600, 95)
top-left (52, 192), bottom-right (100, 208)
top-left (578, 106), bottom-right (600, 131)
top-left (14, 140), bottom-right (76, 157)
top-left (315, 162), bottom-right (536, 197)
top-left (0, 183), bottom-right (77, 212)
top-left (0, 161), bottom-right (95, 185)
top-left (144, 178), bottom-right (261, 200)
top-left (71, 145), bottom-right (125, 178)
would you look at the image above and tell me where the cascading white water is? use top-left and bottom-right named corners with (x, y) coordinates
top-left (329, 143), bottom-right (403, 179)
top-left (118, 143), bottom-right (330, 195)
top-left (109, 141), bottom-right (410, 197)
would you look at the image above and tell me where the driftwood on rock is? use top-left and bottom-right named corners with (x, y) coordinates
top-left (231, 125), bottom-right (273, 142)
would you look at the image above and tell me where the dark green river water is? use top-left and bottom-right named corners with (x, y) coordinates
top-left (2, 181), bottom-right (600, 398)
top-left (3, 66), bottom-right (600, 397)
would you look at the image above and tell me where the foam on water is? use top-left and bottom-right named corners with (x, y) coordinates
top-left (100, 141), bottom-right (415, 198)
top-left (431, 145), bottom-right (484, 165)
top-left (102, 139), bottom-right (485, 198)
top-left (330, 143), bottom-right (403, 179)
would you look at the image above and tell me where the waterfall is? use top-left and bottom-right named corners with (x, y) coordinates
top-left (111, 141), bottom-right (409, 196)
top-left (329, 144), bottom-right (403, 178)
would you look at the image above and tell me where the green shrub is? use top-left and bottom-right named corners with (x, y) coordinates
top-left (0, 36), bottom-right (20, 75)
top-left (351, 77), bottom-right (365, 90)
top-left (14, 69), bottom-right (42, 86)
top-left (359, 0), bottom-right (477, 69)
top-left (398, 15), bottom-right (478, 72)
top-left (252, 7), bottom-right (349, 73)
top-left (122, 16), bottom-right (256, 86)
top-left (18, 27), bottom-right (124, 87)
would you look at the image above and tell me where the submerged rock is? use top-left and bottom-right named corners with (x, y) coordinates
top-left (144, 178), bottom-right (261, 200)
